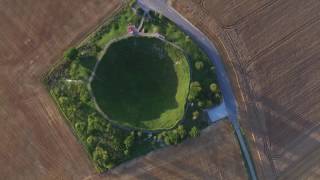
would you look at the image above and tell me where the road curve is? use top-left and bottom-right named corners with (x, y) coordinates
top-left (137, 0), bottom-right (257, 179)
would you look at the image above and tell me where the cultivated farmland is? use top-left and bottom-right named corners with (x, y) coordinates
top-left (173, 0), bottom-right (320, 179)
top-left (96, 120), bottom-right (248, 180)
top-left (0, 0), bottom-right (246, 178)
top-left (0, 0), bottom-right (122, 179)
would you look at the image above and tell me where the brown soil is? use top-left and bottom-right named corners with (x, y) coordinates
top-left (172, 0), bottom-right (320, 179)
top-left (0, 0), bottom-right (122, 179)
top-left (93, 120), bottom-right (247, 180)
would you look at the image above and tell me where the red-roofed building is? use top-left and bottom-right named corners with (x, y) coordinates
top-left (127, 25), bottom-right (136, 34)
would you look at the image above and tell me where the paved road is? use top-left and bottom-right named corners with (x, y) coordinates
top-left (137, 0), bottom-right (257, 179)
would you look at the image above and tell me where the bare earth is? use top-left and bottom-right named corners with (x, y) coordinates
top-left (0, 0), bottom-right (122, 179)
top-left (172, 0), bottom-right (320, 179)
top-left (96, 120), bottom-right (247, 180)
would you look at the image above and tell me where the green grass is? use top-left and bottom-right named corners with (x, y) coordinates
top-left (92, 37), bottom-right (190, 130)
top-left (96, 8), bottom-right (141, 47)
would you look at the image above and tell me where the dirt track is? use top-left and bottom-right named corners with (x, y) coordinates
top-left (0, 0), bottom-right (121, 179)
top-left (172, 0), bottom-right (320, 179)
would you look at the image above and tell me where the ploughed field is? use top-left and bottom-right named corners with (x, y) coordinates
top-left (0, 0), bottom-right (122, 179)
top-left (92, 37), bottom-right (190, 130)
top-left (0, 0), bottom-right (245, 178)
top-left (173, 0), bottom-right (320, 179)
top-left (101, 121), bottom-right (248, 180)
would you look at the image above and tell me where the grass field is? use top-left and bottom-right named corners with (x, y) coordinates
top-left (92, 37), bottom-right (190, 130)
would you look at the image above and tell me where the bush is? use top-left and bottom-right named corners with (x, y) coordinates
top-left (124, 133), bottom-right (135, 150)
top-left (137, 131), bottom-right (142, 137)
top-left (137, 7), bottom-right (145, 16)
top-left (195, 61), bottom-right (204, 70)
top-left (93, 146), bottom-right (110, 172)
top-left (188, 81), bottom-right (202, 101)
top-left (164, 130), bottom-right (178, 145)
top-left (210, 83), bottom-right (219, 94)
top-left (176, 125), bottom-right (186, 140)
top-left (197, 101), bottom-right (204, 108)
top-left (189, 126), bottom-right (200, 138)
top-left (192, 111), bottom-right (200, 120)
top-left (64, 47), bottom-right (79, 60)
top-left (75, 122), bottom-right (86, 135)
top-left (205, 100), bottom-right (213, 108)
top-left (87, 136), bottom-right (98, 151)
top-left (87, 114), bottom-right (104, 134)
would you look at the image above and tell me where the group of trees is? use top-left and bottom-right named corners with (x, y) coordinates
top-left (157, 125), bottom-right (200, 145)
top-left (51, 46), bottom-right (144, 172)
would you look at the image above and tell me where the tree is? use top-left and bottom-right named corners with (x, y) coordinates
top-left (197, 100), bottom-right (204, 108)
top-left (137, 7), bottom-right (145, 16)
top-left (157, 132), bottom-right (164, 141)
top-left (87, 113), bottom-right (104, 134)
top-left (75, 122), bottom-right (86, 135)
top-left (210, 83), bottom-right (218, 94)
top-left (58, 96), bottom-right (69, 107)
top-left (93, 146), bottom-right (109, 172)
top-left (206, 100), bottom-right (213, 108)
top-left (164, 130), bottom-right (178, 145)
top-left (87, 136), bottom-right (98, 152)
top-left (176, 125), bottom-right (186, 140)
top-left (64, 47), bottom-right (79, 60)
top-left (192, 111), bottom-right (200, 120)
top-left (189, 126), bottom-right (200, 138)
top-left (195, 61), bottom-right (204, 70)
top-left (79, 87), bottom-right (90, 103)
top-left (124, 133), bottom-right (135, 151)
top-left (188, 81), bottom-right (202, 101)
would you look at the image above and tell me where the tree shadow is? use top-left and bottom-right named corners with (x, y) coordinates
top-left (78, 55), bottom-right (97, 71)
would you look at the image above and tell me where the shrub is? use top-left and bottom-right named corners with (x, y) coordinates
top-left (210, 83), bottom-right (218, 94)
top-left (137, 131), bottom-right (142, 137)
top-left (197, 101), bottom-right (204, 108)
top-left (93, 146), bottom-right (110, 172)
top-left (137, 7), bottom-right (145, 16)
top-left (176, 125), bottom-right (186, 140)
top-left (189, 126), bottom-right (200, 138)
top-left (87, 136), bottom-right (98, 151)
top-left (188, 81), bottom-right (202, 101)
top-left (195, 61), bottom-right (204, 70)
top-left (124, 133), bottom-right (135, 150)
top-left (206, 100), bottom-right (213, 108)
top-left (87, 114), bottom-right (104, 134)
top-left (164, 131), bottom-right (178, 145)
top-left (75, 122), bottom-right (86, 135)
top-left (64, 47), bottom-right (79, 60)
top-left (192, 111), bottom-right (200, 120)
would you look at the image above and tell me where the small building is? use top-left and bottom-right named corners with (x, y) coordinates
top-left (127, 25), bottom-right (137, 35)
